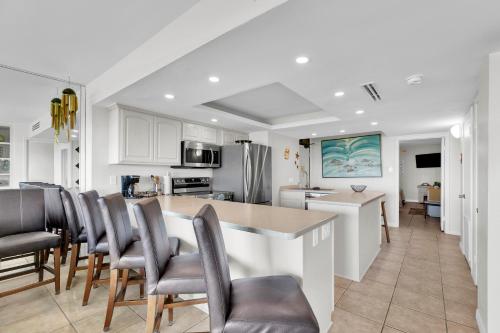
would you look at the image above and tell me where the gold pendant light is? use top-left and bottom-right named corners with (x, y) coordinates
top-left (50, 97), bottom-right (63, 142)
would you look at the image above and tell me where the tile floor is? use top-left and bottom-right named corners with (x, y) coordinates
top-left (329, 202), bottom-right (478, 333)
top-left (0, 202), bottom-right (477, 333)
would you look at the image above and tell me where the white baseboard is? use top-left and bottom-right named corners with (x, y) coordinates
top-left (404, 199), bottom-right (419, 203)
top-left (476, 309), bottom-right (486, 333)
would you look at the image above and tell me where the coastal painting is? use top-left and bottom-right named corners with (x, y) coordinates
top-left (321, 134), bottom-right (382, 178)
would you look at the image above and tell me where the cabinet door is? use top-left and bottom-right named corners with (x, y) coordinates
top-left (182, 123), bottom-right (199, 141)
top-left (221, 130), bottom-right (237, 145)
top-left (154, 117), bottom-right (181, 164)
top-left (280, 191), bottom-right (305, 209)
top-left (121, 110), bottom-right (154, 163)
top-left (201, 126), bottom-right (217, 144)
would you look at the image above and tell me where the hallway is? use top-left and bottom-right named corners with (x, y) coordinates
top-left (330, 202), bottom-right (478, 333)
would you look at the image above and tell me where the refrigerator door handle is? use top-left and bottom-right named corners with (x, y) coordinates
top-left (243, 150), bottom-right (250, 202)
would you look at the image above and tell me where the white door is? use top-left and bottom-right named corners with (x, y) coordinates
top-left (54, 143), bottom-right (72, 187)
top-left (462, 111), bottom-right (474, 269)
top-left (122, 110), bottom-right (154, 163)
top-left (154, 117), bottom-right (181, 164)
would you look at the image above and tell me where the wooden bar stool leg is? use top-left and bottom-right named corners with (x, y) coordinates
top-left (53, 247), bottom-right (61, 295)
top-left (103, 269), bottom-right (119, 331)
top-left (61, 230), bottom-right (70, 265)
top-left (93, 253), bottom-right (104, 289)
top-left (118, 269), bottom-right (129, 302)
top-left (146, 295), bottom-right (159, 333)
top-left (82, 253), bottom-right (96, 306)
top-left (167, 294), bottom-right (174, 325)
top-left (66, 244), bottom-right (79, 290)
top-left (381, 201), bottom-right (390, 243)
top-left (139, 268), bottom-right (145, 299)
top-left (74, 243), bottom-right (81, 277)
top-left (155, 295), bottom-right (166, 332)
top-left (38, 250), bottom-right (45, 281)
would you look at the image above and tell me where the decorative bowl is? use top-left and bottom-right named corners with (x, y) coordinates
top-left (351, 185), bottom-right (367, 192)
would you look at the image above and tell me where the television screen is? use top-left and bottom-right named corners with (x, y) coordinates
top-left (415, 153), bottom-right (441, 168)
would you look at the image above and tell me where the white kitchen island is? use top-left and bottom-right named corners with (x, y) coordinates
top-left (129, 196), bottom-right (337, 332)
top-left (281, 187), bottom-right (385, 282)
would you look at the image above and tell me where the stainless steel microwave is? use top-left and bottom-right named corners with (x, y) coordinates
top-left (181, 141), bottom-right (221, 168)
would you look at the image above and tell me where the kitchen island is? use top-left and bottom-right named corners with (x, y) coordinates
top-left (129, 196), bottom-right (337, 332)
top-left (281, 187), bottom-right (385, 282)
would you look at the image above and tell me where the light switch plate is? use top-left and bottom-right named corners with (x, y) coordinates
top-left (109, 175), bottom-right (117, 185)
top-left (312, 228), bottom-right (319, 247)
top-left (321, 223), bottom-right (330, 240)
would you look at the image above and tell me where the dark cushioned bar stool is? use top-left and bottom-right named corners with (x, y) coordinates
top-left (78, 190), bottom-right (112, 305)
top-left (0, 189), bottom-right (61, 298)
top-left (61, 189), bottom-right (89, 290)
top-left (133, 198), bottom-right (207, 333)
top-left (98, 193), bottom-right (146, 331)
top-left (193, 204), bottom-right (319, 333)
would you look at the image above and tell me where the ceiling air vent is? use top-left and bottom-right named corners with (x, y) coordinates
top-left (31, 121), bottom-right (40, 132)
top-left (361, 82), bottom-right (381, 101)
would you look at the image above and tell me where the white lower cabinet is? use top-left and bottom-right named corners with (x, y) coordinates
top-left (109, 106), bottom-right (181, 165)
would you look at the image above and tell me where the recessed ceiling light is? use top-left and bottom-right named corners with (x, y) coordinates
top-left (334, 91), bottom-right (345, 97)
top-left (164, 94), bottom-right (175, 100)
top-left (211, 118), bottom-right (218, 123)
top-left (311, 132), bottom-right (317, 137)
top-left (371, 121), bottom-right (379, 126)
top-left (209, 76), bottom-right (220, 83)
top-left (340, 130), bottom-right (346, 133)
top-left (356, 110), bottom-right (365, 115)
top-left (295, 56), bottom-right (309, 64)
top-left (406, 74), bottom-right (424, 85)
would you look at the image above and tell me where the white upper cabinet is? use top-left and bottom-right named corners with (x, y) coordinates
top-left (109, 105), bottom-right (181, 165)
top-left (154, 117), bottom-right (181, 164)
top-left (219, 129), bottom-right (248, 145)
top-left (182, 122), bottom-right (217, 144)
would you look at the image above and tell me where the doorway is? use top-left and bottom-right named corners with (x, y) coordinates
top-left (398, 138), bottom-right (444, 230)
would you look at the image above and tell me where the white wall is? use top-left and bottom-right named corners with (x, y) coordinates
top-left (250, 131), bottom-right (300, 206)
top-left (309, 134), bottom-right (398, 226)
top-left (27, 140), bottom-right (54, 183)
top-left (91, 107), bottom-right (211, 195)
top-left (399, 144), bottom-right (441, 202)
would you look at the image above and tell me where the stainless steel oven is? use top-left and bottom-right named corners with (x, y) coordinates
top-left (181, 141), bottom-right (221, 168)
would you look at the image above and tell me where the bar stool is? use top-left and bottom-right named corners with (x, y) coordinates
top-left (192, 204), bottom-right (319, 333)
top-left (381, 201), bottom-right (390, 243)
top-left (60, 189), bottom-right (89, 290)
top-left (133, 198), bottom-right (207, 333)
top-left (98, 193), bottom-right (146, 331)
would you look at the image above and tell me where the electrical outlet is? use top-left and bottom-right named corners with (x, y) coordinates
top-left (109, 175), bottom-right (117, 185)
top-left (312, 228), bottom-right (319, 247)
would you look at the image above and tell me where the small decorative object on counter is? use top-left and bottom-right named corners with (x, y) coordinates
top-left (351, 185), bottom-right (367, 192)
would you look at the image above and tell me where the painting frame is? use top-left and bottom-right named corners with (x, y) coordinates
top-left (321, 134), bottom-right (382, 178)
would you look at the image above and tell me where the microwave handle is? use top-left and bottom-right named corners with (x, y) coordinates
top-left (210, 148), bottom-right (214, 166)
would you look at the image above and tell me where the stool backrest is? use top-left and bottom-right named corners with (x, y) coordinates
top-left (133, 198), bottom-right (171, 295)
top-left (61, 189), bottom-right (85, 242)
top-left (78, 190), bottom-right (106, 254)
top-left (192, 204), bottom-right (231, 333)
top-left (98, 193), bottom-right (135, 270)
top-left (0, 189), bottom-right (45, 237)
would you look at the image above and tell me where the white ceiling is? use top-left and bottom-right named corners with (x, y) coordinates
top-left (0, 0), bottom-right (198, 123)
top-left (103, 0), bottom-right (500, 138)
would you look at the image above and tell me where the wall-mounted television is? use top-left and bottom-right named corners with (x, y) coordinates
top-left (415, 153), bottom-right (441, 168)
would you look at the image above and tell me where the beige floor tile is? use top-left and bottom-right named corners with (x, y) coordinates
top-left (51, 325), bottom-right (78, 333)
top-left (443, 284), bottom-right (477, 307)
top-left (335, 276), bottom-right (352, 289)
top-left (400, 262), bottom-right (442, 283)
top-left (442, 271), bottom-right (476, 291)
top-left (371, 258), bottom-right (402, 272)
top-left (159, 306), bottom-right (208, 333)
top-left (382, 326), bottom-right (405, 333)
top-left (392, 287), bottom-right (445, 319)
top-left (185, 316), bottom-right (210, 332)
top-left (376, 251), bottom-right (405, 264)
top-left (397, 272), bottom-right (443, 299)
top-left (115, 321), bottom-right (146, 333)
top-left (364, 266), bottom-right (400, 286)
top-left (447, 321), bottom-right (479, 333)
top-left (386, 304), bottom-right (446, 333)
top-left (329, 308), bottom-right (383, 333)
top-left (445, 299), bottom-right (478, 328)
top-left (0, 292), bottom-right (57, 326)
top-left (73, 306), bottom-right (142, 333)
top-left (348, 278), bottom-right (395, 303)
top-left (337, 290), bottom-right (390, 323)
top-left (402, 256), bottom-right (440, 273)
top-left (335, 286), bottom-right (346, 304)
top-left (0, 304), bottom-right (70, 333)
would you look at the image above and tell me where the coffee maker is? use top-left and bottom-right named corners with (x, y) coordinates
top-left (121, 175), bottom-right (140, 198)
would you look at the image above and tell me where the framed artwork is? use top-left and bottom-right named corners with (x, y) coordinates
top-left (321, 134), bottom-right (382, 178)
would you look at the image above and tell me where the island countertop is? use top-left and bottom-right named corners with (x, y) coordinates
top-left (130, 196), bottom-right (337, 240)
top-left (281, 186), bottom-right (385, 207)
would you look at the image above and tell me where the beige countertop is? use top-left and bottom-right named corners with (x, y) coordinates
top-left (281, 186), bottom-right (385, 207)
top-left (129, 196), bottom-right (336, 240)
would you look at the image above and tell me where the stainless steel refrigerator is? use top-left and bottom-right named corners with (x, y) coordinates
top-left (212, 142), bottom-right (272, 204)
